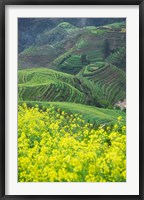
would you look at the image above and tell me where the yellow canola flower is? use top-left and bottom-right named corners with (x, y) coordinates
top-left (117, 116), bottom-right (122, 121)
top-left (18, 104), bottom-right (126, 182)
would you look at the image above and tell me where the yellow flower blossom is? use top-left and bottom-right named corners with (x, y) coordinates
top-left (18, 104), bottom-right (126, 182)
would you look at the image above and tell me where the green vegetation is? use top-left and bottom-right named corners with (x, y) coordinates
top-left (18, 101), bottom-right (126, 126)
top-left (18, 19), bottom-right (126, 108)
top-left (77, 62), bottom-right (126, 107)
top-left (106, 47), bottom-right (126, 70)
top-left (18, 64), bottom-right (126, 108)
top-left (58, 22), bottom-right (78, 33)
top-left (105, 21), bottom-right (126, 30)
top-left (76, 39), bottom-right (89, 49)
top-left (57, 55), bottom-right (84, 74)
top-left (19, 21), bottom-right (126, 75)
top-left (18, 68), bottom-right (89, 104)
top-left (103, 39), bottom-right (111, 59)
top-left (18, 45), bottom-right (57, 68)
top-left (18, 19), bottom-right (126, 183)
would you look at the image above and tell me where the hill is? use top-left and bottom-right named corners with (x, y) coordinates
top-left (18, 21), bottom-right (126, 73)
top-left (18, 68), bottom-right (92, 104)
top-left (18, 66), bottom-right (126, 108)
top-left (77, 62), bottom-right (126, 107)
top-left (18, 18), bottom-right (125, 53)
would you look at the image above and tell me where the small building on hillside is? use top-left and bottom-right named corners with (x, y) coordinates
top-left (114, 99), bottom-right (126, 111)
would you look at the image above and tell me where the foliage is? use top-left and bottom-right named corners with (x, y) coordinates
top-left (18, 103), bottom-right (126, 182)
top-left (18, 101), bottom-right (126, 126)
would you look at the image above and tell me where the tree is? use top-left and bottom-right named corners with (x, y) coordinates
top-left (81, 54), bottom-right (90, 65)
top-left (103, 39), bottom-right (110, 59)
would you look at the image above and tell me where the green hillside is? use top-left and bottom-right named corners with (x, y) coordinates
top-left (105, 47), bottom-right (126, 70)
top-left (19, 21), bottom-right (126, 74)
top-left (18, 18), bottom-right (125, 53)
top-left (47, 25), bottom-right (126, 74)
top-left (18, 45), bottom-right (58, 68)
top-left (18, 20), bottom-right (126, 119)
top-left (77, 62), bottom-right (126, 107)
top-left (18, 68), bottom-right (90, 104)
top-left (19, 101), bottom-right (126, 126)
top-left (18, 66), bottom-right (126, 108)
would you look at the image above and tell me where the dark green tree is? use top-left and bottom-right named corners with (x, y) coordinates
top-left (103, 39), bottom-right (110, 59)
top-left (81, 54), bottom-right (90, 65)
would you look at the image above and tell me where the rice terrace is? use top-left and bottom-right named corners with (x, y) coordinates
top-left (18, 18), bottom-right (126, 182)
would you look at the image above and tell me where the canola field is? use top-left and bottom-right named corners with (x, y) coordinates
top-left (18, 103), bottom-right (126, 182)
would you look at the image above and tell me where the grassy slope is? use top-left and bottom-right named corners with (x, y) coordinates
top-left (19, 101), bottom-right (126, 126)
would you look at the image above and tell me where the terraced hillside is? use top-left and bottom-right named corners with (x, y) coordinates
top-left (18, 45), bottom-right (58, 68)
top-left (18, 64), bottom-right (126, 108)
top-left (77, 62), bottom-right (126, 107)
top-left (18, 19), bottom-right (126, 120)
top-left (51, 23), bottom-right (126, 74)
top-left (19, 18), bottom-right (125, 53)
top-left (19, 21), bottom-right (126, 74)
top-left (18, 68), bottom-right (94, 104)
top-left (105, 47), bottom-right (126, 70)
